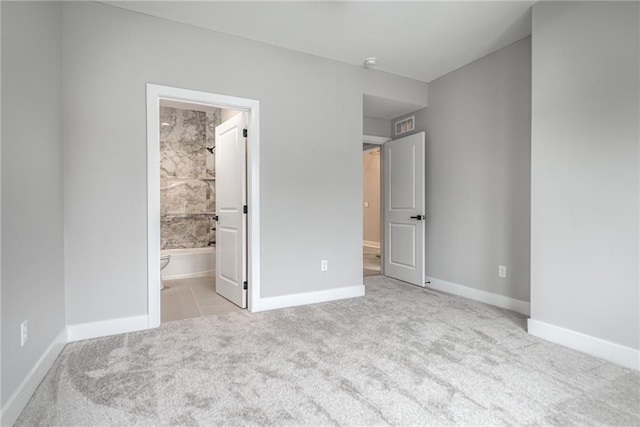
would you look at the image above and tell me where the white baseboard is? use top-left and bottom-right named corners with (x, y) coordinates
top-left (363, 240), bottom-right (380, 249)
top-left (426, 276), bottom-right (530, 316)
top-left (67, 315), bottom-right (150, 343)
top-left (163, 270), bottom-right (214, 281)
top-left (528, 319), bottom-right (639, 371)
top-left (0, 328), bottom-right (67, 427)
top-left (255, 285), bottom-right (365, 312)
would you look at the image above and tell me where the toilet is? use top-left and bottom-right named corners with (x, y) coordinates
top-left (160, 255), bottom-right (171, 290)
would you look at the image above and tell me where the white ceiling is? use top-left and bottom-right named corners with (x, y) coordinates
top-left (105, 1), bottom-right (535, 83)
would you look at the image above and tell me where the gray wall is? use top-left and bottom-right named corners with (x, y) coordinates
top-left (1, 1), bottom-right (66, 406)
top-left (531, 2), bottom-right (639, 349)
top-left (394, 37), bottom-right (532, 302)
top-left (62, 2), bottom-right (428, 324)
top-left (363, 116), bottom-right (391, 138)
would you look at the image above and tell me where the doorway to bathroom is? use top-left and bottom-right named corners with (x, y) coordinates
top-left (159, 101), bottom-right (246, 322)
top-left (146, 84), bottom-right (261, 328)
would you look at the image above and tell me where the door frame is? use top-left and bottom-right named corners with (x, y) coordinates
top-left (146, 84), bottom-right (261, 327)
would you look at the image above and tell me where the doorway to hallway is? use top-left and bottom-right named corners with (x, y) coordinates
top-left (362, 140), bottom-right (384, 278)
top-left (361, 132), bottom-right (427, 287)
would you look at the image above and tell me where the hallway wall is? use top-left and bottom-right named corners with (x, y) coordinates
top-left (362, 149), bottom-right (381, 244)
top-left (364, 116), bottom-right (391, 138)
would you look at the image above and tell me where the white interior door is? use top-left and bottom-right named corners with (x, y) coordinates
top-left (383, 132), bottom-right (426, 287)
top-left (215, 113), bottom-right (247, 308)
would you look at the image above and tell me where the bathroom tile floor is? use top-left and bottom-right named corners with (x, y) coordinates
top-left (161, 275), bottom-right (242, 323)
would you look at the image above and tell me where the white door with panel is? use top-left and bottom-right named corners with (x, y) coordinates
top-left (215, 113), bottom-right (247, 308)
top-left (383, 132), bottom-right (426, 287)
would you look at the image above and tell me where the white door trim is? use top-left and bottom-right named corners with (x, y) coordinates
top-left (146, 84), bottom-right (261, 327)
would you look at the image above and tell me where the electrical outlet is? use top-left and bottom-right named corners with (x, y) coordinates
top-left (498, 265), bottom-right (507, 278)
top-left (321, 260), bottom-right (328, 271)
top-left (364, 201), bottom-right (369, 208)
top-left (20, 320), bottom-right (28, 346)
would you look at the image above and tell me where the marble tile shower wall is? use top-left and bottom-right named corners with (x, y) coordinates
top-left (160, 106), bottom-right (222, 249)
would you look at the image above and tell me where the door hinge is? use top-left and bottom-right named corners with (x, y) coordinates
top-left (243, 205), bottom-right (248, 214)
top-left (243, 281), bottom-right (248, 290)
top-left (243, 128), bottom-right (248, 138)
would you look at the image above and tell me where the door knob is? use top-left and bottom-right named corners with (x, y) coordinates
top-left (410, 215), bottom-right (426, 220)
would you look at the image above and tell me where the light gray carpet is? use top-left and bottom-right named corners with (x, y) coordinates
top-left (17, 276), bottom-right (640, 426)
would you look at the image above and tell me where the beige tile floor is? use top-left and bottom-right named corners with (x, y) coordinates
top-left (161, 275), bottom-right (242, 323)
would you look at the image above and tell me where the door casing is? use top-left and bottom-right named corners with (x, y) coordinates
top-left (146, 84), bottom-right (260, 327)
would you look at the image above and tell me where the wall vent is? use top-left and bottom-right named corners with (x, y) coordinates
top-left (394, 116), bottom-right (415, 135)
